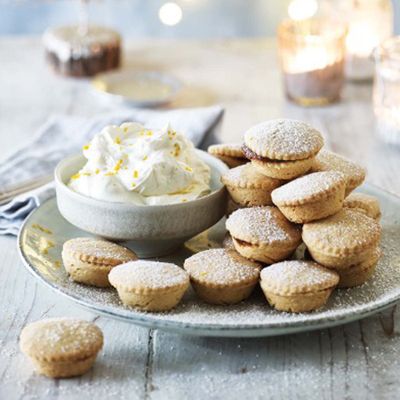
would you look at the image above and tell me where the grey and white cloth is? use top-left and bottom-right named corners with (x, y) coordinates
top-left (0, 106), bottom-right (224, 236)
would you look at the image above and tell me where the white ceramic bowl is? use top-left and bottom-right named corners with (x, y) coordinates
top-left (54, 150), bottom-right (228, 257)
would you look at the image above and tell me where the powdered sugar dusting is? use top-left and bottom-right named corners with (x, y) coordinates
top-left (314, 150), bottom-right (366, 183)
top-left (271, 171), bottom-right (345, 205)
top-left (20, 318), bottom-right (102, 357)
top-left (184, 249), bottom-right (260, 285)
top-left (109, 261), bottom-right (189, 289)
top-left (244, 119), bottom-right (324, 160)
top-left (221, 165), bottom-right (248, 185)
top-left (343, 192), bottom-right (381, 219)
top-left (303, 208), bottom-right (380, 251)
top-left (260, 261), bottom-right (339, 293)
top-left (222, 164), bottom-right (254, 182)
top-left (226, 207), bottom-right (300, 244)
top-left (63, 238), bottom-right (136, 263)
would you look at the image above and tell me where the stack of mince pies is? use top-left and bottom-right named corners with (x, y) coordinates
top-left (208, 118), bottom-right (382, 313)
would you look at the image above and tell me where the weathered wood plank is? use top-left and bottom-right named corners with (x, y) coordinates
top-left (150, 315), bottom-right (400, 400)
top-left (1, 37), bottom-right (400, 400)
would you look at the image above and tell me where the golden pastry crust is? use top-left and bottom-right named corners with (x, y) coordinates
top-left (109, 261), bottom-right (189, 311)
top-left (208, 143), bottom-right (247, 168)
top-left (260, 260), bottom-right (339, 295)
top-left (302, 209), bottom-right (381, 256)
top-left (271, 171), bottom-right (346, 223)
top-left (307, 245), bottom-right (379, 270)
top-left (243, 119), bottom-right (324, 160)
top-left (63, 238), bottom-right (136, 266)
top-left (313, 150), bottom-right (366, 195)
top-left (260, 260), bottom-right (339, 313)
top-left (226, 207), bottom-right (302, 246)
top-left (208, 143), bottom-right (245, 158)
top-left (32, 355), bottom-right (99, 378)
top-left (222, 163), bottom-right (283, 190)
top-left (20, 318), bottom-right (103, 378)
top-left (222, 163), bottom-right (284, 206)
top-left (184, 248), bottom-right (261, 304)
top-left (302, 209), bottom-right (381, 268)
top-left (250, 156), bottom-right (315, 180)
top-left (184, 249), bottom-right (261, 288)
top-left (272, 172), bottom-right (346, 206)
top-left (62, 238), bottom-right (137, 287)
top-left (343, 192), bottom-right (381, 220)
top-left (232, 237), bottom-right (302, 264)
top-left (337, 247), bottom-right (381, 288)
top-left (273, 191), bottom-right (344, 224)
top-left (261, 287), bottom-right (335, 313)
top-left (226, 207), bottom-right (302, 263)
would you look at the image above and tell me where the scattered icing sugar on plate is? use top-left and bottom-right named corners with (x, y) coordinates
top-left (18, 185), bottom-right (400, 337)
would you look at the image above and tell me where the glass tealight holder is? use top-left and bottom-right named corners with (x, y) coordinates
top-left (373, 37), bottom-right (400, 146)
top-left (322, 0), bottom-right (393, 82)
top-left (278, 18), bottom-right (347, 107)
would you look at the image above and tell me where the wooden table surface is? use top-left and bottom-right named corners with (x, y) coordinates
top-left (1, 37), bottom-right (400, 400)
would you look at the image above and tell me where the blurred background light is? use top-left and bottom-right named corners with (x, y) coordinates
top-left (288, 0), bottom-right (318, 20)
top-left (0, 0), bottom-right (398, 37)
top-left (158, 2), bottom-right (183, 26)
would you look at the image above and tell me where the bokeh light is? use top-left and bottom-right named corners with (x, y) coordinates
top-left (159, 2), bottom-right (183, 26)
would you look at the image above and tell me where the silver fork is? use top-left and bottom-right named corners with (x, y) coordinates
top-left (0, 175), bottom-right (53, 206)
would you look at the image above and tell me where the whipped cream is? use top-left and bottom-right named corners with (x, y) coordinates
top-left (68, 122), bottom-right (211, 205)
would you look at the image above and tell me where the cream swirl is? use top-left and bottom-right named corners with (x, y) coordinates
top-left (68, 122), bottom-right (211, 205)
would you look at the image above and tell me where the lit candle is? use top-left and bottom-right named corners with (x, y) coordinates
top-left (323, 0), bottom-right (393, 81)
top-left (278, 18), bottom-right (347, 106)
top-left (286, 46), bottom-right (331, 74)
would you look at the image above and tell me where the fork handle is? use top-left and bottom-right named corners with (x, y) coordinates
top-left (0, 175), bottom-right (53, 205)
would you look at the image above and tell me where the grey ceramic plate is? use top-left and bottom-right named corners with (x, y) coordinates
top-left (18, 184), bottom-right (400, 337)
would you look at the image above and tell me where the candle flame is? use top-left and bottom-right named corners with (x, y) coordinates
top-left (287, 46), bottom-right (331, 73)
